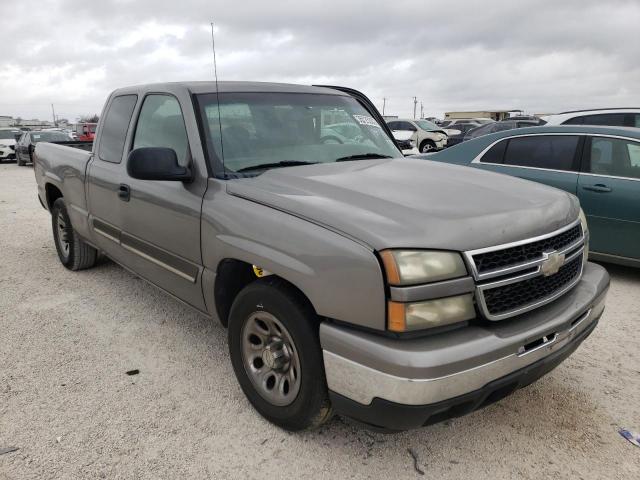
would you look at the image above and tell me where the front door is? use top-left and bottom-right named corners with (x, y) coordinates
top-left (119, 93), bottom-right (207, 310)
top-left (577, 135), bottom-right (640, 260)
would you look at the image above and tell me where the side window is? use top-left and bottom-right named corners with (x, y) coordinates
top-left (133, 95), bottom-right (190, 165)
top-left (398, 121), bottom-right (417, 131)
top-left (629, 114), bottom-right (640, 128)
top-left (503, 135), bottom-right (579, 171)
top-left (98, 95), bottom-right (138, 163)
top-left (480, 140), bottom-right (507, 164)
top-left (589, 137), bottom-right (640, 179)
top-left (562, 116), bottom-right (584, 125)
top-left (580, 113), bottom-right (627, 126)
top-left (387, 121), bottom-right (401, 130)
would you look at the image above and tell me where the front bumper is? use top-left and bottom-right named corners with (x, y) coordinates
top-left (320, 262), bottom-right (609, 431)
top-left (401, 147), bottom-right (419, 156)
top-left (0, 147), bottom-right (15, 159)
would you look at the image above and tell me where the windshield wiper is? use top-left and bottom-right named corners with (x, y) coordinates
top-left (237, 161), bottom-right (319, 173)
top-left (335, 153), bottom-right (393, 162)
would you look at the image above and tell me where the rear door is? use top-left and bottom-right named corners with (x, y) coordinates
top-left (577, 135), bottom-right (640, 260)
top-left (86, 94), bottom-right (139, 260)
top-left (474, 134), bottom-right (582, 194)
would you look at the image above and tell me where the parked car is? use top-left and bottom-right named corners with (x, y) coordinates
top-left (420, 125), bottom-right (640, 267)
top-left (15, 130), bottom-right (82, 166)
top-left (391, 129), bottom-right (419, 155)
top-left (464, 119), bottom-right (543, 141)
top-left (0, 127), bottom-right (20, 162)
top-left (440, 118), bottom-right (495, 128)
top-left (542, 108), bottom-right (640, 127)
top-left (386, 118), bottom-right (447, 153)
top-left (34, 81), bottom-right (608, 432)
top-left (444, 122), bottom-right (478, 147)
top-left (74, 122), bottom-right (98, 141)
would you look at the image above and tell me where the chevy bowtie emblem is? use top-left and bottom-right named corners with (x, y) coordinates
top-left (541, 251), bottom-right (565, 276)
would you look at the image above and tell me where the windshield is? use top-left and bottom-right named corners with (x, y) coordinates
top-left (416, 120), bottom-right (440, 131)
top-left (31, 131), bottom-right (72, 143)
top-left (0, 130), bottom-right (19, 140)
top-left (196, 92), bottom-right (400, 177)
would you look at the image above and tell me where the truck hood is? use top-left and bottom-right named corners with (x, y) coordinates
top-left (226, 159), bottom-right (579, 252)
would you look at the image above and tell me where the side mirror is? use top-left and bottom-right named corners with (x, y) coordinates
top-left (127, 147), bottom-right (192, 182)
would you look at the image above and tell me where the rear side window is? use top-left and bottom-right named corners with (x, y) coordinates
top-left (132, 95), bottom-right (190, 165)
top-left (480, 140), bottom-right (507, 163)
top-left (588, 137), bottom-right (640, 179)
top-left (98, 95), bottom-right (138, 163)
top-left (569, 113), bottom-right (627, 127)
top-left (503, 135), bottom-right (579, 171)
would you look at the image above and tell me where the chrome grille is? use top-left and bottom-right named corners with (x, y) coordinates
top-left (465, 220), bottom-right (585, 321)
top-left (482, 254), bottom-right (582, 316)
top-left (473, 224), bottom-right (582, 274)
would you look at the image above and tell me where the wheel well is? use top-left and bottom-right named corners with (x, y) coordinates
top-left (419, 139), bottom-right (436, 150)
top-left (213, 259), bottom-right (315, 327)
top-left (45, 183), bottom-right (63, 210)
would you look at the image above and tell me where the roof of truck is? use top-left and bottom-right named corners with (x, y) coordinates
top-left (112, 81), bottom-right (348, 96)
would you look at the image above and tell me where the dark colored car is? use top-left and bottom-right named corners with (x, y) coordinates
top-left (421, 125), bottom-right (640, 267)
top-left (464, 119), bottom-right (544, 141)
top-left (445, 123), bottom-right (478, 147)
top-left (15, 130), bottom-right (74, 166)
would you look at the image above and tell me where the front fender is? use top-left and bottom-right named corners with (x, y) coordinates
top-left (201, 185), bottom-right (387, 330)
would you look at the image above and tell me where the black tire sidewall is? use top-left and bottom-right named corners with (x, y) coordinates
top-left (228, 279), bottom-right (329, 431)
top-left (51, 198), bottom-right (74, 268)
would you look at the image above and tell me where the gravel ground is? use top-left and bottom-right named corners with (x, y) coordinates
top-left (1, 162), bottom-right (639, 479)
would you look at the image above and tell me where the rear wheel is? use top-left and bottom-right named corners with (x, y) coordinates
top-left (51, 198), bottom-right (97, 271)
top-left (228, 278), bottom-right (333, 431)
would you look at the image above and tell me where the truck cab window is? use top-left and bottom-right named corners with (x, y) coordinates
top-left (133, 95), bottom-right (190, 165)
top-left (98, 95), bottom-right (137, 163)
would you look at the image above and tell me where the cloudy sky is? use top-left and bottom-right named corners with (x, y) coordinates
top-left (1, 0), bottom-right (639, 122)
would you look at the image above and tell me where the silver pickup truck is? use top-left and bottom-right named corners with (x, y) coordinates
top-left (34, 82), bottom-right (610, 432)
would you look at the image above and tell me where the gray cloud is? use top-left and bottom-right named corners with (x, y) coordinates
top-left (1, 0), bottom-right (639, 120)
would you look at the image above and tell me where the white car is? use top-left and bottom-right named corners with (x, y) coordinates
top-left (0, 128), bottom-right (20, 162)
top-left (541, 108), bottom-right (640, 127)
top-left (387, 119), bottom-right (448, 153)
top-left (391, 129), bottom-right (419, 155)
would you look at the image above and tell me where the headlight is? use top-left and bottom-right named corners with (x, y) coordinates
top-left (388, 294), bottom-right (475, 332)
top-left (380, 250), bottom-right (467, 285)
top-left (579, 208), bottom-right (589, 267)
top-left (578, 208), bottom-right (588, 234)
top-left (0, 144), bottom-right (7, 148)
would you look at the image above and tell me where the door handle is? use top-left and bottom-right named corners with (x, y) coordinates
top-left (582, 184), bottom-right (612, 193)
top-left (118, 184), bottom-right (131, 201)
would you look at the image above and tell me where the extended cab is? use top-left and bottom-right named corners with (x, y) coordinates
top-left (34, 82), bottom-right (610, 431)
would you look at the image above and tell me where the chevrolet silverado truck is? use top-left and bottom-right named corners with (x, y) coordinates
top-left (34, 82), bottom-right (610, 432)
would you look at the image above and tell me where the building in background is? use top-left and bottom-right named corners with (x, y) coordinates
top-left (444, 110), bottom-right (523, 121)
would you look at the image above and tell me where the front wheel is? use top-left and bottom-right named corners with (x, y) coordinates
top-left (420, 140), bottom-right (436, 153)
top-left (51, 198), bottom-right (97, 270)
top-left (228, 278), bottom-right (333, 431)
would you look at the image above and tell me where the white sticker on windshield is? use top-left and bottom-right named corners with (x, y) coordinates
top-left (33, 135), bottom-right (40, 139)
top-left (353, 115), bottom-right (381, 128)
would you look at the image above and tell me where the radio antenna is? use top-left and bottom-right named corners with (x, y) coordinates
top-left (211, 21), bottom-right (226, 176)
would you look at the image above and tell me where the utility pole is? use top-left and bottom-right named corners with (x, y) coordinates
top-left (51, 104), bottom-right (57, 127)
top-left (412, 97), bottom-right (418, 119)
top-left (420, 102), bottom-right (424, 119)
top-left (382, 97), bottom-right (387, 116)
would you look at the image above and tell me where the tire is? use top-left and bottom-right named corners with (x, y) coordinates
top-left (51, 198), bottom-right (97, 271)
top-left (228, 278), bottom-right (333, 431)
top-left (420, 140), bottom-right (436, 153)
top-left (17, 155), bottom-right (25, 166)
